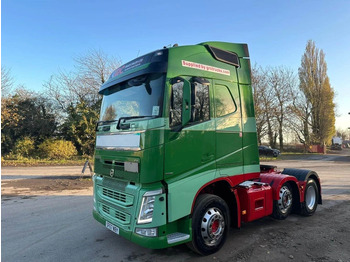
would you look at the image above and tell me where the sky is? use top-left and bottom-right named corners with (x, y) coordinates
top-left (2, 0), bottom-right (350, 130)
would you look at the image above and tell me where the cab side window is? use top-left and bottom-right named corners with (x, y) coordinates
top-left (169, 80), bottom-right (183, 127)
top-left (191, 77), bottom-right (210, 123)
top-left (214, 85), bottom-right (237, 117)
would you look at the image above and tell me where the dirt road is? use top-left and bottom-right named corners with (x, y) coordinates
top-left (1, 152), bottom-right (350, 262)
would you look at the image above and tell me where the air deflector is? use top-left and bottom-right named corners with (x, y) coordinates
top-left (206, 45), bottom-right (240, 67)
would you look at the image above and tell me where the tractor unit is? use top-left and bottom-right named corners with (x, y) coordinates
top-left (92, 42), bottom-right (321, 255)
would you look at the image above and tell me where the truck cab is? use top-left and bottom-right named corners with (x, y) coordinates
top-left (93, 42), bottom-right (321, 255)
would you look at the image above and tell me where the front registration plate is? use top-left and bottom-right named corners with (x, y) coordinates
top-left (106, 221), bottom-right (119, 235)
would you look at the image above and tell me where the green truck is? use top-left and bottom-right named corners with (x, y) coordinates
top-left (92, 42), bottom-right (321, 255)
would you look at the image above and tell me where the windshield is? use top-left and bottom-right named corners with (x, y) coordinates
top-left (99, 73), bottom-right (165, 121)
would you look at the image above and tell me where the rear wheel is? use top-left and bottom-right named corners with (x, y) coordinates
top-left (300, 179), bottom-right (318, 216)
top-left (187, 194), bottom-right (230, 255)
top-left (272, 183), bottom-right (293, 220)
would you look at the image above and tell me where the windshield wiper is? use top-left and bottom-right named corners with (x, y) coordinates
top-left (96, 119), bottom-right (118, 125)
top-left (96, 116), bottom-right (156, 131)
top-left (117, 115), bottom-right (155, 130)
top-left (96, 119), bottom-right (119, 131)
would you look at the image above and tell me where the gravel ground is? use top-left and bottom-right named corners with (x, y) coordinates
top-left (1, 150), bottom-right (350, 262)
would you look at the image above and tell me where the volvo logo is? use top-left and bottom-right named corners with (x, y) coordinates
top-left (109, 169), bottom-right (114, 177)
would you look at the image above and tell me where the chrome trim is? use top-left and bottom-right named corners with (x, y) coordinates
top-left (96, 146), bottom-right (142, 151)
top-left (144, 189), bottom-right (163, 197)
top-left (167, 233), bottom-right (190, 244)
top-left (97, 130), bottom-right (146, 136)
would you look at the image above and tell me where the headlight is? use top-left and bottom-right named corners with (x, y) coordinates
top-left (137, 189), bottom-right (162, 224)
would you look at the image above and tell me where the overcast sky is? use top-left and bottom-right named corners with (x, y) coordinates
top-left (2, 0), bottom-right (350, 130)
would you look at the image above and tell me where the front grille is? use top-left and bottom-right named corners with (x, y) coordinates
top-left (102, 204), bottom-right (110, 214)
top-left (100, 203), bottom-right (131, 225)
top-left (97, 185), bottom-right (134, 206)
top-left (103, 188), bottom-right (127, 202)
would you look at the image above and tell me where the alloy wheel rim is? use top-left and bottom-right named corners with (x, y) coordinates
top-left (278, 186), bottom-right (292, 214)
top-left (306, 185), bottom-right (316, 210)
top-left (201, 207), bottom-right (225, 246)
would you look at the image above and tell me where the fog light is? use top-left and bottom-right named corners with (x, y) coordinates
top-left (135, 227), bottom-right (158, 237)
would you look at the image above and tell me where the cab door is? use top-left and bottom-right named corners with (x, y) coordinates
top-left (164, 77), bottom-right (216, 179)
top-left (213, 80), bottom-right (243, 177)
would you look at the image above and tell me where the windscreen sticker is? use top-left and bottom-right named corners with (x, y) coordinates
top-left (181, 60), bottom-right (230, 76)
top-left (109, 52), bottom-right (154, 79)
top-left (152, 106), bottom-right (160, 116)
top-left (110, 58), bottom-right (144, 78)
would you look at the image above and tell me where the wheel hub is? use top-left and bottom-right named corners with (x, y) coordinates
top-left (201, 208), bottom-right (225, 246)
top-left (278, 186), bottom-right (292, 214)
top-left (211, 220), bottom-right (219, 233)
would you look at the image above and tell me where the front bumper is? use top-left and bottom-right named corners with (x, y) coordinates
top-left (93, 209), bottom-right (191, 249)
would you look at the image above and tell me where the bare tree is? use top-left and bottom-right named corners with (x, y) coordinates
top-left (252, 65), bottom-right (296, 150)
top-left (44, 49), bottom-right (121, 112)
top-left (74, 49), bottom-right (121, 86)
top-left (252, 66), bottom-right (280, 148)
top-left (43, 49), bottom-right (121, 155)
top-left (1, 66), bottom-right (14, 97)
top-left (336, 129), bottom-right (348, 141)
top-left (251, 65), bottom-right (268, 145)
top-left (263, 85), bottom-right (278, 149)
top-left (267, 66), bottom-right (296, 151)
top-left (289, 86), bottom-right (312, 150)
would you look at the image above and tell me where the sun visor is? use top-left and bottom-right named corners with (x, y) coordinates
top-left (99, 49), bottom-right (168, 94)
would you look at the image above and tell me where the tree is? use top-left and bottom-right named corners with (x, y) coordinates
top-left (298, 40), bottom-right (336, 145)
top-left (1, 66), bottom-right (14, 97)
top-left (289, 88), bottom-right (312, 149)
top-left (336, 129), bottom-right (348, 141)
top-left (267, 66), bottom-right (296, 151)
top-left (61, 101), bottom-right (100, 155)
top-left (44, 49), bottom-right (121, 113)
top-left (1, 88), bottom-right (57, 155)
top-left (44, 49), bottom-right (121, 155)
top-left (252, 65), bottom-right (295, 150)
top-left (251, 65), bottom-right (268, 145)
top-left (252, 66), bottom-right (279, 148)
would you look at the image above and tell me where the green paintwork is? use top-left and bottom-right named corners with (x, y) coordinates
top-left (93, 41), bottom-right (260, 249)
top-left (93, 209), bottom-right (192, 249)
top-left (167, 164), bottom-right (260, 222)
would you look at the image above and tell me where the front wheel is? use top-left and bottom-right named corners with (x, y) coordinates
top-left (272, 183), bottom-right (293, 220)
top-left (300, 179), bottom-right (319, 216)
top-left (187, 194), bottom-right (230, 255)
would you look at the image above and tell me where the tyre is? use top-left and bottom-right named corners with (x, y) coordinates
top-left (300, 179), bottom-right (318, 216)
top-left (273, 151), bottom-right (278, 157)
top-left (272, 183), bottom-right (293, 220)
top-left (187, 194), bottom-right (230, 255)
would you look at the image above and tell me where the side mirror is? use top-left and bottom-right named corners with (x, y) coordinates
top-left (182, 80), bottom-right (191, 126)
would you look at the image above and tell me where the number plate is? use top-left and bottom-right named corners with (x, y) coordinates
top-left (106, 221), bottom-right (119, 235)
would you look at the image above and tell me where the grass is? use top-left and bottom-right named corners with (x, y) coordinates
top-left (1, 156), bottom-right (93, 167)
top-left (2, 151), bottom-right (330, 167)
top-left (260, 151), bottom-right (323, 161)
